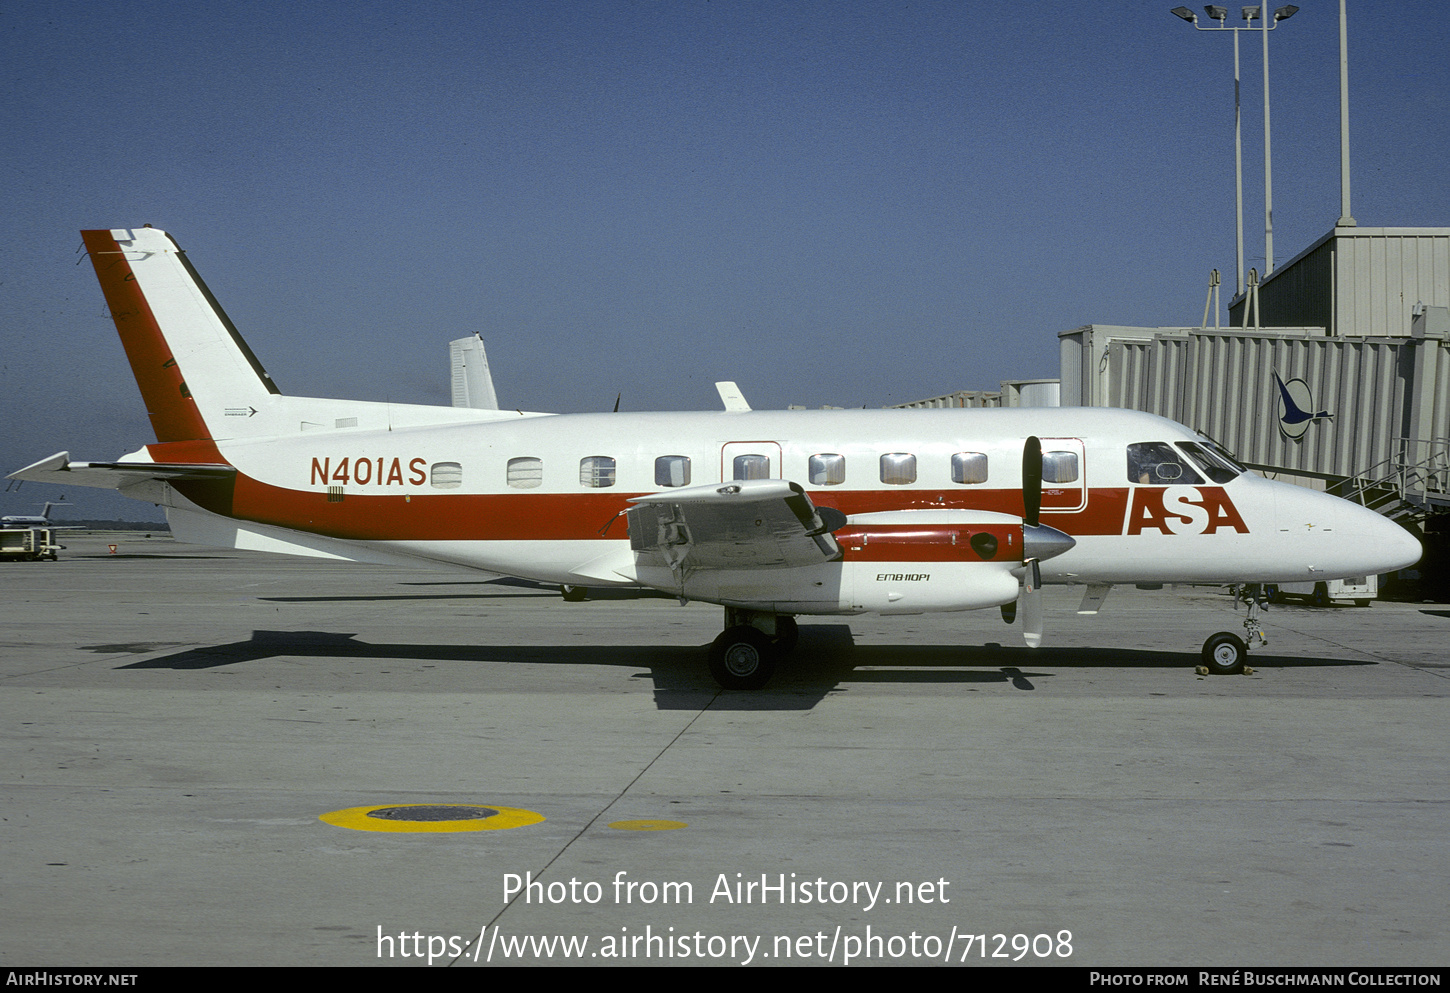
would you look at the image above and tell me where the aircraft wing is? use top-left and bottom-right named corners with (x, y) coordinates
top-left (7, 451), bottom-right (235, 490)
top-left (626, 479), bottom-right (843, 574)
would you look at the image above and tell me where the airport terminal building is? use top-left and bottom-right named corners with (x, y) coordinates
top-left (902, 225), bottom-right (1450, 593)
top-left (1060, 226), bottom-right (1448, 518)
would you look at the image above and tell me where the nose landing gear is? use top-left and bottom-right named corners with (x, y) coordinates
top-left (1201, 584), bottom-right (1268, 675)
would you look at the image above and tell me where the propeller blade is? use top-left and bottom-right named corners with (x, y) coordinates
top-left (1021, 558), bottom-right (1043, 648)
top-left (1022, 436), bottom-right (1042, 530)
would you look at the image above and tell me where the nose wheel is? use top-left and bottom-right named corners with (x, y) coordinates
top-left (1201, 631), bottom-right (1247, 674)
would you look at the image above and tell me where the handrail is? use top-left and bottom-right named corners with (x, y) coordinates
top-left (1336, 437), bottom-right (1450, 516)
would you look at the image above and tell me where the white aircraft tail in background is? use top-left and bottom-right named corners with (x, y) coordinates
top-left (8, 227), bottom-right (1423, 687)
top-left (450, 333), bottom-right (500, 411)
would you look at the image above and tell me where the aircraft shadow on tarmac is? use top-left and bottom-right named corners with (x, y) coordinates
top-left (98, 625), bottom-right (1373, 711)
top-left (257, 579), bottom-right (677, 604)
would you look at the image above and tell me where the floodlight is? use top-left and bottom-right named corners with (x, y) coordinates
top-left (1170, 6), bottom-right (1196, 22)
top-left (1241, 5), bottom-right (1260, 21)
top-left (1273, 4), bottom-right (1298, 21)
top-left (1205, 5), bottom-right (1228, 19)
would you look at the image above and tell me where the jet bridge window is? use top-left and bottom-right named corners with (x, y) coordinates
top-left (1126, 442), bottom-right (1203, 485)
top-left (951, 452), bottom-right (988, 484)
top-left (809, 453), bottom-right (846, 486)
top-left (507, 457), bottom-right (543, 489)
top-left (430, 462), bottom-right (463, 489)
top-left (579, 456), bottom-right (616, 488)
top-left (655, 455), bottom-right (691, 488)
top-left (880, 453), bottom-right (917, 485)
top-left (1042, 451), bottom-right (1079, 484)
top-left (733, 454), bottom-right (771, 480)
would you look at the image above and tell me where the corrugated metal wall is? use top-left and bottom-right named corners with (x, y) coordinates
top-left (1231, 228), bottom-right (1450, 337)
top-left (892, 389), bottom-right (1002, 409)
top-left (1339, 232), bottom-right (1450, 338)
top-left (1080, 325), bottom-right (1449, 482)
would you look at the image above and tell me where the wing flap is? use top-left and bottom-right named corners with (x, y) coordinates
top-left (627, 479), bottom-right (842, 573)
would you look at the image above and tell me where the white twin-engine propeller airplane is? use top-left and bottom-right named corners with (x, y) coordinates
top-left (10, 227), bottom-right (1422, 688)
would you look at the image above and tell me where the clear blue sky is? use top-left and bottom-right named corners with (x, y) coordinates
top-left (3, 1), bottom-right (1447, 520)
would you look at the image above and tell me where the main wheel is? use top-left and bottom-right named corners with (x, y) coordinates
top-left (560, 584), bottom-right (588, 602)
top-left (1311, 583), bottom-right (1330, 608)
top-left (1201, 632), bottom-right (1247, 675)
top-left (773, 616), bottom-right (799, 654)
top-left (708, 626), bottom-right (777, 690)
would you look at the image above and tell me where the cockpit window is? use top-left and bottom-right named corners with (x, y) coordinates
top-left (1176, 441), bottom-right (1241, 484)
top-left (1201, 439), bottom-right (1246, 473)
top-left (1127, 442), bottom-right (1204, 485)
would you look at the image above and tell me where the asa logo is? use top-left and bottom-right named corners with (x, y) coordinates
top-left (1126, 486), bottom-right (1249, 535)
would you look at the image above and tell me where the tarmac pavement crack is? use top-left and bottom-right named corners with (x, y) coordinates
top-left (451, 687), bottom-right (724, 965)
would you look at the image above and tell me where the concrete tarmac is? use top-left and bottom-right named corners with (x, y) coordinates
top-left (2, 536), bottom-right (1446, 967)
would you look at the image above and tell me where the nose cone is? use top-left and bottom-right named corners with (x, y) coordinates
top-left (1340, 502), bottom-right (1423, 574)
top-left (1276, 483), bottom-right (1422, 577)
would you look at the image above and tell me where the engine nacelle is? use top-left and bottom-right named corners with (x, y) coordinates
top-left (667, 509), bottom-right (1031, 615)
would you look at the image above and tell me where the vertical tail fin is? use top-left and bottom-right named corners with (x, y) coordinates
top-left (81, 227), bottom-right (280, 443)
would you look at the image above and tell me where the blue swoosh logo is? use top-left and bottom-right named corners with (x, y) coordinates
top-left (1274, 373), bottom-right (1331, 425)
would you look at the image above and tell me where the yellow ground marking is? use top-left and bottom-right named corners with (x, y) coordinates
top-left (608, 819), bottom-right (688, 831)
top-left (320, 803), bottom-right (545, 833)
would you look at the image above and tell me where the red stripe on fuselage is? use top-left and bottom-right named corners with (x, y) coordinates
top-left (152, 443), bottom-right (1136, 542)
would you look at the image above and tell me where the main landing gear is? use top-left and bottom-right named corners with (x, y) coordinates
top-left (1200, 584), bottom-right (1269, 675)
top-left (708, 609), bottom-right (798, 690)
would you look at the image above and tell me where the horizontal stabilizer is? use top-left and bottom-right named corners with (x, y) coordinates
top-left (8, 451), bottom-right (234, 490)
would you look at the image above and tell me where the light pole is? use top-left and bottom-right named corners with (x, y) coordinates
top-left (1171, 5), bottom-right (1298, 295)
top-left (1337, 0), bottom-right (1355, 227)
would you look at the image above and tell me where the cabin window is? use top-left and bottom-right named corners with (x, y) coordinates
top-left (809, 453), bottom-right (846, 486)
top-left (507, 457), bottom-right (543, 489)
top-left (430, 462), bottom-right (463, 489)
top-left (1041, 451), bottom-right (1079, 484)
top-left (733, 454), bottom-right (771, 480)
top-left (579, 456), bottom-right (616, 488)
top-left (1127, 443), bottom-right (1203, 485)
top-left (880, 453), bottom-right (917, 485)
top-left (951, 452), bottom-right (988, 484)
top-left (655, 455), bottom-right (691, 488)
